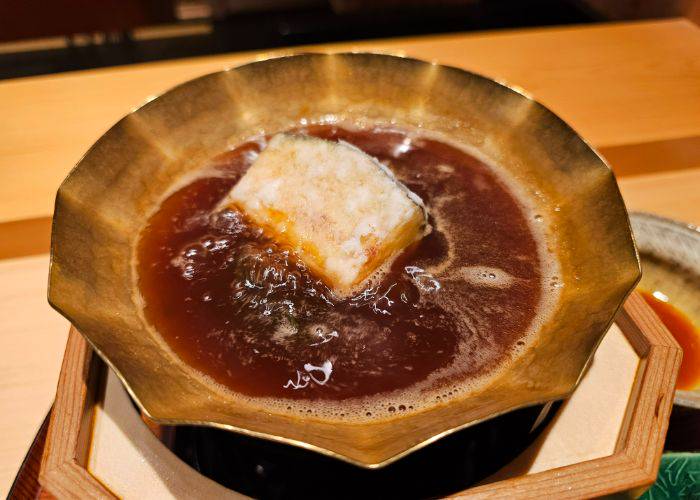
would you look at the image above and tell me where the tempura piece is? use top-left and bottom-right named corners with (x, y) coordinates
top-left (221, 134), bottom-right (427, 295)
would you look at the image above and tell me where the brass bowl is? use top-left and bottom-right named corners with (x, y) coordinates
top-left (48, 53), bottom-right (640, 468)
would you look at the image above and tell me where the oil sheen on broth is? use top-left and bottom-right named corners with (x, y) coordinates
top-left (137, 124), bottom-right (556, 420)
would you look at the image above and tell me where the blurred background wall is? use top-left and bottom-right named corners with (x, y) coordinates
top-left (1, 0), bottom-right (698, 79)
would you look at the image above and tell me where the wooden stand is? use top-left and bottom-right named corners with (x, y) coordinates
top-left (35, 293), bottom-right (680, 498)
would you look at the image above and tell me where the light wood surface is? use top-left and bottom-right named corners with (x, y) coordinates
top-left (2, 18), bottom-right (700, 497)
top-left (1, 18), bottom-right (699, 225)
top-left (619, 168), bottom-right (700, 225)
top-left (0, 256), bottom-right (68, 497)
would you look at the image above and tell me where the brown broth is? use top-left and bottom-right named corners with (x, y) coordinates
top-left (137, 125), bottom-right (547, 412)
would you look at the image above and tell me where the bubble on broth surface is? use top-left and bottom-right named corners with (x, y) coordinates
top-left (452, 266), bottom-right (518, 288)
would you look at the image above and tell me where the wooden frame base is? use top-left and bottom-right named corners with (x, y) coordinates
top-left (38, 293), bottom-right (681, 498)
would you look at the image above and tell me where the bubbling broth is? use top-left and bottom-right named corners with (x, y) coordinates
top-left (137, 124), bottom-right (556, 420)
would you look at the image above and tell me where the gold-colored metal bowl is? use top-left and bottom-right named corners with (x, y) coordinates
top-left (48, 53), bottom-right (640, 468)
